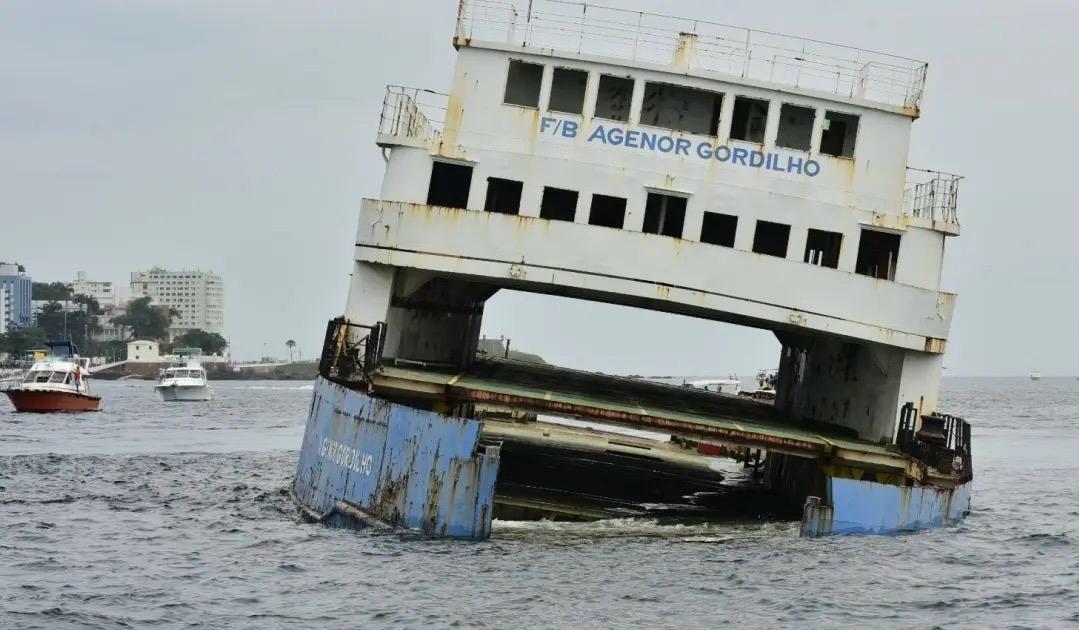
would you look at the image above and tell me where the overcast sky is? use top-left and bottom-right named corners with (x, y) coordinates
top-left (2, 0), bottom-right (1076, 375)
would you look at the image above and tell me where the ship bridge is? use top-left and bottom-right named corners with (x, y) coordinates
top-left (323, 0), bottom-right (970, 525)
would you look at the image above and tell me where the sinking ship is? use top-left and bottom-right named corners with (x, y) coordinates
top-left (292, 0), bottom-right (971, 538)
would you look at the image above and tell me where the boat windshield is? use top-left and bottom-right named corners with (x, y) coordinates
top-left (48, 372), bottom-right (68, 384)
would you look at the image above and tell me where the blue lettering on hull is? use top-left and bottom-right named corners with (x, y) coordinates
top-left (292, 377), bottom-right (500, 538)
top-left (541, 117), bottom-right (821, 177)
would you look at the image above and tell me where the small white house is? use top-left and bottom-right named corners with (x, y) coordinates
top-left (127, 340), bottom-right (160, 362)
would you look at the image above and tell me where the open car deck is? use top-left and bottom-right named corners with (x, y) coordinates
top-left (364, 358), bottom-right (937, 483)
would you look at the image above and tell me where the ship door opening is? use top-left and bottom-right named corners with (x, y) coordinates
top-left (484, 177), bottom-right (523, 215)
top-left (643, 192), bottom-right (686, 238)
top-left (588, 194), bottom-right (627, 228)
top-left (804, 229), bottom-right (842, 268)
top-left (730, 96), bottom-right (769, 143)
top-left (752, 220), bottom-right (791, 258)
top-left (427, 161), bottom-right (473, 209)
top-left (855, 229), bottom-right (901, 281)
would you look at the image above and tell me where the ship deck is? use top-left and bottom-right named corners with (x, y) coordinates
top-left (366, 358), bottom-right (934, 482)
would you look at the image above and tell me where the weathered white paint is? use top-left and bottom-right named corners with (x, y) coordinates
top-left (345, 28), bottom-right (959, 445)
top-left (353, 200), bottom-right (952, 353)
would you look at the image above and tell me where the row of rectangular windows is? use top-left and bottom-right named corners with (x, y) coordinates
top-left (504, 60), bottom-right (859, 158)
top-left (428, 161), bottom-right (900, 281)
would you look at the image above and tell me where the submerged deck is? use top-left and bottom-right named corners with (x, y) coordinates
top-left (365, 358), bottom-right (939, 483)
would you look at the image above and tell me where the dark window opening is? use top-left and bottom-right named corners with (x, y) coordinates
top-left (549, 67), bottom-right (588, 115)
top-left (821, 111), bottom-right (859, 158)
top-left (484, 177), bottom-right (523, 215)
top-left (594, 75), bottom-right (634, 122)
top-left (642, 193), bottom-right (687, 238)
top-left (776, 103), bottom-right (815, 151)
top-left (426, 161), bottom-right (473, 209)
top-left (640, 82), bottom-right (722, 136)
top-left (504, 60), bottom-right (543, 108)
top-left (752, 220), bottom-right (790, 258)
top-left (855, 229), bottom-right (900, 281)
top-left (540, 187), bottom-right (578, 222)
top-left (729, 96), bottom-right (769, 143)
top-left (700, 212), bottom-right (737, 247)
top-left (588, 194), bottom-right (626, 228)
top-left (804, 228), bottom-right (842, 268)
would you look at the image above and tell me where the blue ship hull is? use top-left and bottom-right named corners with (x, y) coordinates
top-left (292, 377), bottom-right (500, 538)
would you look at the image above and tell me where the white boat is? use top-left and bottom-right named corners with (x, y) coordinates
top-left (688, 375), bottom-right (741, 395)
top-left (1030, 370), bottom-right (1042, 381)
top-left (156, 349), bottom-right (212, 401)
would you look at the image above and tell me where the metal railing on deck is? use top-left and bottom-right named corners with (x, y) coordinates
top-left (897, 402), bottom-right (972, 481)
top-left (378, 86), bottom-right (448, 146)
top-left (456, 0), bottom-right (928, 109)
top-left (318, 318), bottom-right (386, 384)
top-left (903, 169), bottom-right (963, 225)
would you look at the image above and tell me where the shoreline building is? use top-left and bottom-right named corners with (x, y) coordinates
top-left (0, 286), bottom-right (7, 335)
top-left (129, 268), bottom-right (224, 341)
top-left (292, 0), bottom-right (970, 538)
top-left (68, 271), bottom-right (117, 307)
top-left (0, 262), bottom-right (32, 331)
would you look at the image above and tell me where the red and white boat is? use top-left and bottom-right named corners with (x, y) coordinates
top-left (3, 341), bottom-right (101, 412)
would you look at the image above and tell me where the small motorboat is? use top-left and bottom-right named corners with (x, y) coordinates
top-left (1030, 369), bottom-right (1042, 381)
top-left (155, 348), bottom-right (212, 402)
top-left (3, 341), bottom-right (101, 412)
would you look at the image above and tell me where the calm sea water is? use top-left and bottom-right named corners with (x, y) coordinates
top-left (1, 378), bottom-right (1077, 628)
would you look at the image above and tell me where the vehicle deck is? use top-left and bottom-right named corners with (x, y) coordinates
top-left (366, 358), bottom-right (931, 481)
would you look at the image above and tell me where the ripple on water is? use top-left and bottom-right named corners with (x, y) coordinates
top-left (0, 378), bottom-right (1077, 627)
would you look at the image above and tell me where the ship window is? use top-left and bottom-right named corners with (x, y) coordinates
top-left (549, 68), bottom-right (588, 115)
top-left (35, 372), bottom-right (51, 383)
top-left (855, 229), bottom-right (900, 281)
top-left (504, 60), bottom-right (543, 108)
top-left (700, 212), bottom-right (737, 247)
top-left (776, 104), bottom-right (815, 151)
top-left (484, 177), bottom-right (523, 215)
top-left (588, 194), bottom-right (627, 229)
top-left (594, 75), bottom-right (633, 122)
top-left (821, 111), bottom-right (859, 158)
top-left (539, 187), bottom-right (578, 222)
top-left (426, 161), bottom-right (473, 209)
top-left (642, 193), bottom-right (687, 238)
top-left (752, 220), bottom-right (790, 258)
top-left (730, 96), bottom-right (769, 143)
top-left (804, 228), bottom-right (843, 268)
top-left (48, 371), bottom-right (66, 383)
top-left (640, 82), bottom-right (722, 136)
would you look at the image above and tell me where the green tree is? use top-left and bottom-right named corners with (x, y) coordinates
top-left (285, 339), bottom-right (296, 362)
top-left (34, 296), bottom-right (102, 354)
top-left (31, 281), bottom-right (73, 301)
top-left (110, 297), bottom-right (175, 341)
top-left (0, 326), bottom-right (48, 359)
top-left (174, 329), bottom-right (228, 355)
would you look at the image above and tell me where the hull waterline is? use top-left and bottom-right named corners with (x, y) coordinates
top-left (5, 389), bottom-right (101, 412)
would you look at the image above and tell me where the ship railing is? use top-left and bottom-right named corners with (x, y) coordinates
top-left (318, 318), bottom-right (387, 384)
top-left (903, 168), bottom-right (963, 225)
top-left (379, 86), bottom-right (448, 146)
top-left (897, 402), bottom-right (973, 481)
top-left (456, 0), bottom-right (928, 110)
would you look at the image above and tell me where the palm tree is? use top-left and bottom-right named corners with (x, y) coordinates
top-left (285, 339), bottom-right (296, 363)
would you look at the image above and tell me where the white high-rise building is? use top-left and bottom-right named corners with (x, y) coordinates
top-left (0, 286), bottom-right (8, 335)
top-left (129, 268), bottom-right (224, 340)
top-left (69, 271), bottom-right (117, 306)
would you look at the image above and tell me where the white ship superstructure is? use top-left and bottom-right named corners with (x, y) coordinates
top-left (292, 1), bottom-right (971, 538)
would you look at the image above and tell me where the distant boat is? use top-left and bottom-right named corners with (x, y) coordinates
top-left (156, 348), bottom-right (212, 402)
top-left (1030, 370), bottom-right (1042, 381)
top-left (688, 375), bottom-right (741, 395)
